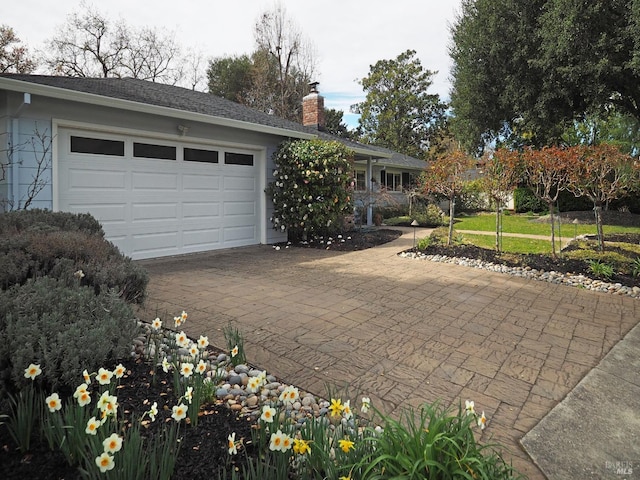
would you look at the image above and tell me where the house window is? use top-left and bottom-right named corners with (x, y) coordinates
top-left (381, 171), bottom-right (402, 192)
top-left (70, 136), bottom-right (124, 156)
top-left (225, 152), bottom-right (254, 166)
top-left (133, 142), bottom-right (176, 160)
top-left (354, 170), bottom-right (366, 191)
top-left (184, 147), bottom-right (219, 163)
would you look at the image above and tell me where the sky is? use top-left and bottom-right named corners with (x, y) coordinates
top-left (5, 0), bottom-right (462, 128)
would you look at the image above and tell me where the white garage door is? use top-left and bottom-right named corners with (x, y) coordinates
top-left (57, 128), bottom-right (260, 260)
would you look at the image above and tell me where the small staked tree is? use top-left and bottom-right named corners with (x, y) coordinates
top-left (520, 146), bottom-right (572, 257)
top-left (480, 148), bottom-right (521, 252)
top-left (566, 144), bottom-right (640, 251)
top-left (420, 149), bottom-right (475, 245)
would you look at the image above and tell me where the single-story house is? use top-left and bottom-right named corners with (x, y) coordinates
top-left (0, 74), bottom-right (426, 260)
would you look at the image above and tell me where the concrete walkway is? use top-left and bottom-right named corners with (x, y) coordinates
top-left (138, 228), bottom-right (639, 479)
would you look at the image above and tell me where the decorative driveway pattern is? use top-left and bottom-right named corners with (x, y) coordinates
top-left (138, 230), bottom-right (639, 479)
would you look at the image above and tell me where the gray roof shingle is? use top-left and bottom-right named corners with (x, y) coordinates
top-left (0, 74), bottom-right (426, 170)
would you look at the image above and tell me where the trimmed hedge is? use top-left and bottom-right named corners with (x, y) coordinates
top-left (0, 277), bottom-right (139, 394)
top-left (0, 211), bottom-right (147, 304)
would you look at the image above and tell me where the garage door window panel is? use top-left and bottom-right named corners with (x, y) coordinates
top-left (70, 136), bottom-right (124, 156)
top-left (225, 152), bottom-right (254, 166)
top-left (134, 142), bottom-right (176, 160)
top-left (185, 148), bottom-right (219, 163)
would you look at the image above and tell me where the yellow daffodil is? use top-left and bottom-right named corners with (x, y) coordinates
top-left (172, 403), bottom-right (187, 422)
top-left (102, 433), bottom-right (123, 454)
top-left (329, 398), bottom-right (344, 417)
top-left (95, 452), bottom-right (114, 473)
top-left (293, 438), bottom-right (311, 455)
top-left (24, 363), bottom-right (42, 380)
top-left (338, 438), bottom-right (355, 453)
top-left (228, 432), bottom-right (238, 455)
top-left (85, 416), bottom-right (101, 435)
top-left (151, 317), bottom-right (162, 330)
top-left (45, 393), bottom-right (62, 412)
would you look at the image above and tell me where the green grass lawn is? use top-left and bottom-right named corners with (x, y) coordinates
top-left (452, 212), bottom-right (640, 236)
top-left (458, 233), bottom-right (566, 254)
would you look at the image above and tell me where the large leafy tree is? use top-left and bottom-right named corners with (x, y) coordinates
top-left (450, 0), bottom-right (640, 152)
top-left (207, 54), bottom-right (253, 102)
top-left (0, 25), bottom-right (36, 73)
top-left (352, 49), bottom-right (446, 159)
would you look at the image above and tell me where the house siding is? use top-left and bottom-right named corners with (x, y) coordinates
top-left (0, 89), bottom-right (288, 244)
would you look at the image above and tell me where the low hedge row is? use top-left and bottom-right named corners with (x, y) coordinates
top-left (0, 210), bottom-right (145, 395)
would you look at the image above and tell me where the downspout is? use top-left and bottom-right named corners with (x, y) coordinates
top-left (9, 93), bottom-right (31, 208)
top-left (366, 156), bottom-right (373, 226)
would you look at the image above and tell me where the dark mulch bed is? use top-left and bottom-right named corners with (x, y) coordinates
top-left (281, 228), bottom-right (402, 251)
top-left (0, 357), bottom-right (257, 479)
top-left (419, 233), bottom-right (640, 289)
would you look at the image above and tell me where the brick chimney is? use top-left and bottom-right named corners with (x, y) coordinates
top-left (302, 82), bottom-right (325, 130)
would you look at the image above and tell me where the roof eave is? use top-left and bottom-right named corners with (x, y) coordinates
top-left (0, 77), bottom-right (317, 140)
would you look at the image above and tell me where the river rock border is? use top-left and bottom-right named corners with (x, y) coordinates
top-left (398, 251), bottom-right (640, 299)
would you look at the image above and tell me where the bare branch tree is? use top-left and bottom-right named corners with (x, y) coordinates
top-left (250, 2), bottom-right (317, 121)
top-left (1, 126), bottom-right (53, 211)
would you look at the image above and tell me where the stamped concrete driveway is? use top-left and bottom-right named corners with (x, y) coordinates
top-left (138, 229), bottom-right (639, 479)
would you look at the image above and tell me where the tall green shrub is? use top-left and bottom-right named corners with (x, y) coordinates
top-left (266, 139), bottom-right (354, 241)
top-left (0, 277), bottom-right (139, 393)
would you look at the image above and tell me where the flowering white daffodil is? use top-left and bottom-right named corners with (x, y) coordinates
top-left (172, 403), bottom-right (187, 422)
top-left (269, 429), bottom-right (287, 452)
top-left (149, 402), bottom-right (158, 422)
top-left (231, 345), bottom-right (239, 358)
top-left (279, 385), bottom-right (299, 405)
top-left (176, 331), bottom-right (190, 349)
top-left (97, 367), bottom-right (113, 385)
top-left (197, 335), bottom-right (209, 350)
top-left (162, 357), bottom-right (171, 373)
top-left (174, 316), bottom-right (182, 328)
top-left (181, 310), bottom-right (188, 322)
top-left (342, 400), bottom-right (353, 420)
top-left (24, 363), bottom-right (42, 380)
top-left (261, 405), bottom-right (276, 423)
top-left (361, 397), bottom-right (371, 414)
top-left (180, 362), bottom-right (194, 378)
top-left (83, 369), bottom-right (91, 385)
top-left (196, 359), bottom-right (207, 375)
top-left (113, 363), bottom-right (126, 379)
top-left (45, 392), bottom-right (62, 412)
top-left (151, 317), bottom-right (162, 330)
top-left (185, 386), bottom-right (193, 404)
top-left (95, 452), bottom-right (115, 473)
top-left (478, 411), bottom-right (487, 430)
top-left (465, 400), bottom-right (475, 416)
top-left (228, 432), bottom-right (238, 455)
top-left (86, 416), bottom-right (101, 435)
top-left (103, 433), bottom-right (123, 454)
